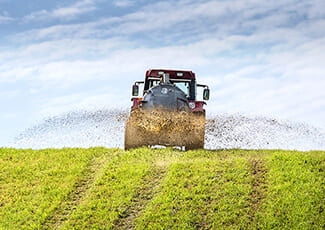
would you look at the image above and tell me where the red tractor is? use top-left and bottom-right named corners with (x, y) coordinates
top-left (124, 69), bottom-right (210, 150)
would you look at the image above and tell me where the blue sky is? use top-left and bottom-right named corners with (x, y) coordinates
top-left (1, 0), bottom-right (325, 146)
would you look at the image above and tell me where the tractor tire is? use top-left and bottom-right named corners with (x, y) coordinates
top-left (185, 134), bottom-right (204, 151)
top-left (124, 118), bottom-right (147, 150)
top-left (124, 119), bottom-right (134, 150)
top-left (185, 112), bottom-right (205, 151)
top-left (185, 143), bottom-right (204, 151)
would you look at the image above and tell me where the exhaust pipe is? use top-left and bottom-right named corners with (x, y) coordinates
top-left (161, 73), bottom-right (170, 84)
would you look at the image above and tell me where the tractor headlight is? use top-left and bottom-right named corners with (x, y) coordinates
top-left (189, 102), bottom-right (195, 109)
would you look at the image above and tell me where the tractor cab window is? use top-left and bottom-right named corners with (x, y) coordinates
top-left (147, 78), bottom-right (191, 98)
top-left (148, 79), bottom-right (160, 89)
top-left (172, 81), bottom-right (190, 97)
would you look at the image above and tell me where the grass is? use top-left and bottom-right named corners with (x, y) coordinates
top-left (0, 147), bottom-right (324, 229)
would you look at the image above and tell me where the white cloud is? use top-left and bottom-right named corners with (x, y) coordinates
top-left (0, 113), bottom-right (17, 119)
top-left (23, 0), bottom-right (96, 22)
top-left (0, 11), bottom-right (13, 23)
top-left (113, 0), bottom-right (134, 7)
top-left (0, 90), bottom-right (19, 98)
top-left (39, 92), bottom-right (128, 116)
top-left (1, 0), bottom-right (325, 135)
top-left (2, 35), bottom-right (325, 127)
top-left (12, 0), bottom-right (325, 45)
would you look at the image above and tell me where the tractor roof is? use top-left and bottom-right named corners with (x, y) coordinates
top-left (145, 69), bottom-right (196, 80)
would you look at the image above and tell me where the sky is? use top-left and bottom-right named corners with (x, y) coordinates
top-left (0, 0), bottom-right (325, 146)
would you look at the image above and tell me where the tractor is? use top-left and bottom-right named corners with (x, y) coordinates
top-left (124, 69), bottom-right (210, 150)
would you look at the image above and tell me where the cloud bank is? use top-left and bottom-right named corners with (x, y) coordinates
top-left (23, 0), bottom-right (97, 22)
top-left (0, 0), bottom-right (325, 146)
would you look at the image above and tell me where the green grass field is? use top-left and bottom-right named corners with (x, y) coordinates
top-left (0, 147), bottom-right (324, 229)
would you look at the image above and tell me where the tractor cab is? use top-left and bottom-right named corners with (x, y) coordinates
top-left (131, 69), bottom-right (209, 112)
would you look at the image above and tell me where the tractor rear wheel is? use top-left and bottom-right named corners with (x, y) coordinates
top-left (185, 112), bottom-right (205, 151)
top-left (124, 119), bottom-right (137, 150)
top-left (124, 118), bottom-right (147, 150)
top-left (185, 135), bottom-right (204, 151)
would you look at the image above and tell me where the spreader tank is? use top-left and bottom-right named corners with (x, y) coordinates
top-left (142, 83), bottom-right (190, 112)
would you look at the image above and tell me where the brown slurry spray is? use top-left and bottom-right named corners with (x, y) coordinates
top-left (12, 108), bottom-right (325, 150)
top-left (125, 110), bottom-right (205, 149)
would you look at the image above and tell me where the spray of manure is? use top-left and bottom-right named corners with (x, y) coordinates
top-left (12, 108), bottom-right (325, 151)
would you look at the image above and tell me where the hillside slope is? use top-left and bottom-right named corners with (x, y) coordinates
top-left (0, 148), bottom-right (324, 229)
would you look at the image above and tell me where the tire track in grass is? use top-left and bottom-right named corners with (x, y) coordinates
top-left (137, 155), bottom-right (254, 229)
top-left (260, 151), bottom-right (325, 229)
top-left (41, 153), bottom-right (111, 229)
top-left (61, 149), bottom-right (171, 229)
top-left (249, 157), bottom-right (267, 226)
top-left (114, 166), bottom-right (167, 229)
